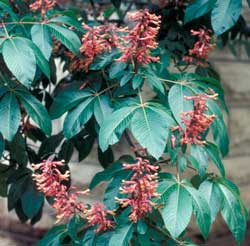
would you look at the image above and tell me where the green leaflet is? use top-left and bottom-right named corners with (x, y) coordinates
top-left (47, 23), bottom-right (81, 56)
top-left (205, 142), bottom-right (225, 176)
top-left (130, 105), bottom-right (172, 159)
top-left (23, 38), bottom-right (51, 79)
top-left (211, 0), bottom-right (242, 35)
top-left (99, 105), bottom-right (138, 151)
top-left (218, 183), bottom-right (247, 242)
top-left (190, 144), bottom-right (208, 177)
top-left (199, 180), bottom-right (221, 223)
top-left (94, 94), bottom-right (113, 126)
top-left (109, 224), bottom-right (134, 246)
top-left (185, 186), bottom-right (211, 239)
top-left (21, 183), bottom-right (44, 218)
top-left (160, 183), bottom-right (193, 238)
top-left (48, 15), bottom-right (84, 32)
top-left (50, 89), bottom-right (93, 119)
top-left (63, 96), bottom-right (95, 139)
top-left (184, 0), bottom-right (215, 23)
top-left (15, 91), bottom-right (52, 136)
top-left (0, 92), bottom-right (20, 141)
top-left (207, 99), bottom-right (229, 156)
top-left (31, 24), bottom-right (52, 60)
top-left (2, 38), bottom-right (36, 88)
top-left (168, 84), bottom-right (194, 129)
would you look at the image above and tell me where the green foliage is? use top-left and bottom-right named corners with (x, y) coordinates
top-left (0, 1), bottom-right (248, 245)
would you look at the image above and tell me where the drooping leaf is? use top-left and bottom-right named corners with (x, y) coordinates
top-left (15, 91), bottom-right (52, 136)
top-left (205, 142), bottom-right (225, 176)
top-left (63, 96), bottom-right (95, 139)
top-left (160, 183), bottom-right (193, 238)
top-left (185, 186), bottom-right (211, 238)
top-left (132, 74), bottom-right (144, 89)
top-left (130, 104), bottom-right (174, 159)
top-left (2, 38), bottom-right (36, 87)
top-left (0, 92), bottom-right (20, 141)
top-left (31, 24), bottom-right (52, 60)
top-left (48, 15), bottom-right (84, 32)
top-left (99, 106), bottom-right (138, 152)
top-left (207, 99), bottom-right (229, 156)
top-left (109, 224), bottom-right (134, 246)
top-left (211, 0), bottom-right (242, 35)
top-left (199, 180), bottom-right (221, 223)
top-left (94, 95), bottom-right (113, 126)
top-left (190, 144), bottom-right (208, 177)
top-left (185, 0), bottom-right (215, 23)
top-left (47, 23), bottom-right (81, 55)
top-left (50, 89), bottom-right (93, 119)
top-left (21, 183), bottom-right (44, 218)
top-left (109, 62), bottom-right (127, 79)
top-left (218, 183), bottom-right (247, 242)
top-left (168, 84), bottom-right (194, 128)
top-left (38, 225), bottom-right (67, 246)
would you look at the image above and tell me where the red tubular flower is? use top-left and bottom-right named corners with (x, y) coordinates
top-left (183, 28), bottom-right (215, 66)
top-left (84, 203), bottom-right (115, 233)
top-left (32, 159), bottom-right (70, 197)
top-left (30, 0), bottom-right (56, 16)
top-left (117, 9), bottom-right (161, 64)
top-left (80, 23), bottom-right (123, 72)
top-left (53, 186), bottom-right (88, 223)
top-left (116, 158), bottom-right (159, 222)
top-left (179, 93), bottom-right (217, 145)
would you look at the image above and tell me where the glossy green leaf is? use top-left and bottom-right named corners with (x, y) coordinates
top-left (103, 170), bottom-right (131, 210)
top-left (199, 180), bottom-right (221, 223)
top-left (168, 84), bottom-right (194, 128)
top-left (132, 74), bottom-right (144, 89)
top-left (179, 155), bottom-right (187, 173)
top-left (3, 38), bottom-right (36, 87)
top-left (63, 96), bottom-right (95, 139)
top-left (47, 23), bottom-right (81, 55)
top-left (207, 99), bottom-right (229, 156)
top-left (50, 89), bottom-right (93, 119)
top-left (218, 183), bottom-right (246, 242)
top-left (190, 144), bottom-right (208, 177)
top-left (31, 24), bottom-right (52, 60)
top-left (15, 91), bottom-right (52, 136)
top-left (185, 0), bottom-right (215, 23)
top-left (48, 15), bottom-right (84, 32)
top-left (109, 62), bottom-right (127, 79)
top-left (0, 92), bottom-right (20, 141)
top-left (109, 224), bottom-right (134, 246)
top-left (211, 0), bottom-right (242, 35)
top-left (99, 106), bottom-right (138, 151)
top-left (156, 179), bottom-right (177, 204)
top-left (24, 38), bottom-right (51, 79)
top-left (38, 225), bottom-right (67, 246)
top-left (185, 186), bottom-right (211, 238)
top-left (21, 184), bottom-right (44, 218)
top-left (94, 95), bottom-right (113, 126)
top-left (160, 183), bottom-right (192, 238)
top-left (130, 104), bottom-right (173, 159)
top-left (205, 142), bottom-right (225, 176)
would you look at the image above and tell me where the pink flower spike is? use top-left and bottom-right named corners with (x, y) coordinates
top-left (84, 203), bottom-right (115, 233)
top-left (117, 158), bottom-right (159, 222)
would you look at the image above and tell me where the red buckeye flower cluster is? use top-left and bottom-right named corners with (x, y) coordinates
top-left (116, 158), bottom-right (159, 222)
top-left (80, 23), bottom-right (123, 72)
top-left (177, 93), bottom-right (217, 145)
top-left (32, 158), bottom-right (115, 231)
top-left (117, 9), bottom-right (161, 64)
top-left (84, 203), bottom-right (115, 233)
top-left (183, 28), bottom-right (215, 66)
top-left (30, 0), bottom-right (56, 17)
